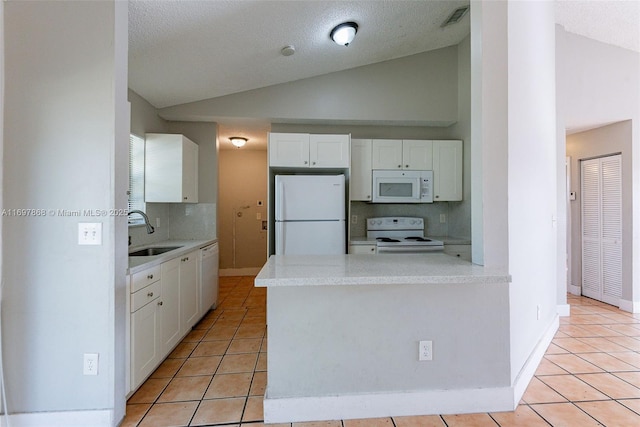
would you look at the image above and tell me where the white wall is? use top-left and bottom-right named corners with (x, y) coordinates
top-left (505, 0), bottom-right (558, 383)
top-left (159, 47), bottom-right (459, 126)
top-left (3, 1), bottom-right (127, 420)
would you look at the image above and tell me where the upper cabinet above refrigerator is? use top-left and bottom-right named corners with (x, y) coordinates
top-left (269, 132), bottom-right (350, 168)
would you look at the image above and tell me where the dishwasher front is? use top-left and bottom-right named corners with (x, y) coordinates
top-left (199, 242), bottom-right (219, 314)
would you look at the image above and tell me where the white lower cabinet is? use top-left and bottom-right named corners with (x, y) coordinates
top-left (160, 258), bottom-right (182, 355)
top-left (443, 244), bottom-right (471, 261)
top-left (129, 249), bottom-right (204, 394)
top-left (180, 251), bottom-right (199, 334)
top-left (349, 244), bottom-right (377, 254)
top-left (131, 294), bottom-right (161, 389)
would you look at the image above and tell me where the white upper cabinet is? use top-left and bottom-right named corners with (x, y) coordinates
top-left (269, 133), bottom-right (310, 167)
top-left (145, 133), bottom-right (199, 203)
top-left (371, 139), bottom-right (403, 169)
top-left (350, 139), bottom-right (373, 201)
top-left (309, 134), bottom-right (350, 168)
top-left (372, 139), bottom-right (432, 170)
top-left (402, 140), bottom-right (433, 170)
top-left (432, 140), bottom-right (463, 201)
top-left (269, 133), bottom-right (350, 168)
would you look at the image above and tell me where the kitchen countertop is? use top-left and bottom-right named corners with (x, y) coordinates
top-left (128, 239), bottom-right (217, 274)
top-left (255, 253), bottom-right (510, 287)
top-left (349, 236), bottom-right (472, 245)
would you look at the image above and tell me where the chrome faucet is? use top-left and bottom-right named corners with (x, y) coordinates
top-left (128, 210), bottom-right (155, 234)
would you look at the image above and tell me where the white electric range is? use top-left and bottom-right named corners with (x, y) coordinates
top-left (366, 217), bottom-right (444, 254)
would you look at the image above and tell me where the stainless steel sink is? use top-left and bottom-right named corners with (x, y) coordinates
top-left (129, 246), bottom-right (182, 257)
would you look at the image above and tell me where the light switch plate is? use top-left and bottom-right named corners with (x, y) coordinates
top-left (78, 223), bottom-right (102, 245)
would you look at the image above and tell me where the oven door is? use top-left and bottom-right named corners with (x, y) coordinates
top-left (376, 245), bottom-right (444, 254)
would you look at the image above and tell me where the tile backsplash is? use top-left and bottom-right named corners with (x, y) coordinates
top-left (350, 201), bottom-right (468, 238)
top-left (128, 202), bottom-right (216, 248)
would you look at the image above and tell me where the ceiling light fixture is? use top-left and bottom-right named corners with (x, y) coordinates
top-left (230, 137), bottom-right (247, 148)
top-left (330, 21), bottom-right (358, 46)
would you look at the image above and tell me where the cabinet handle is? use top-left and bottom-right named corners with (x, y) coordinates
top-left (398, 165), bottom-right (402, 168)
top-left (183, 197), bottom-right (188, 200)
top-left (405, 164), bottom-right (409, 168)
top-left (304, 161), bottom-right (308, 164)
top-left (435, 195), bottom-right (440, 199)
top-left (370, 248), bottom-right (375, 252)
top-left (147, 274), bottom-right (154, 279)
top-left (158, 301), bottom-right (163, 306)
top-left (147, 292), bottom-right (154, 297)
top-left (182, 257), bottom-right (189, 262)
top-left (367, 195), bottom-right (370, 199)
top-left (312, 161), bottom-right (316, 165)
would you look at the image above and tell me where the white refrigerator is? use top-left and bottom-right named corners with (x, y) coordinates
top-left (275, 174), bottom-right (346, 255)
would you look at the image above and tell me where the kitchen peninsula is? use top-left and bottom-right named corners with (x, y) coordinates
top-left (256, 253), bottom-right (514, 423)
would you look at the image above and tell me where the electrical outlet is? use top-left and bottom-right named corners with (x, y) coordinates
top-left (440, 214), bottom-right (446, 223)
top-left (419, 340), bottom-right (433, 361)
top-left (78, 223), bottom-right (102, 245)
top-left (156, 218), bottom-right (161, 228)
top-left (83, 353), bottom-right (99, 375)
top-left (351, 215), bottom-right (358, 224)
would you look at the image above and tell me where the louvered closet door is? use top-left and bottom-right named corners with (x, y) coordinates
top-left (581, 155), bottom-right (622, 305)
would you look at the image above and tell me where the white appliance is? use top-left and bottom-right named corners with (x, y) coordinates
top-left (199, 243), bottom-right (219, 313)
top-left (372, 170), bottom-right (433, 203)
top-left (275, 174), bottom-right (346, 255)
top-left (367, 217), bottom-right (443, 254)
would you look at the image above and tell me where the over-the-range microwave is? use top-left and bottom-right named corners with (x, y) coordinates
top-left (371, 170), bottom-right (433, 203)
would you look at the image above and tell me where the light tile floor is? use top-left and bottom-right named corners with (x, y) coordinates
top-left (122, 279), bottom-right (640, 426)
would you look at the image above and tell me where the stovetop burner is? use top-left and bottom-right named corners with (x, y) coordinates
top-left (405, 237), bottom-right (433, 242)
top-left (376, 237), bottom-right (401, 243)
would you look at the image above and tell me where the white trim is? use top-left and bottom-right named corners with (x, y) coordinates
top-left (6, 410), bottom-right (114, 427)
top-left (568, 283), bottom-right (581, 295)
top-left (264, 387), bottom-right (515, 424)
top-left (619, 298), bottom-right (640, 313)
top-left (263, 314), bottom-right (559, 424)
top-left (511, 315), bottom-right (559, 404)
top-left (557, 304), bottom-right (571, 317)
top-left (219, 267), bottom-right (261, 277)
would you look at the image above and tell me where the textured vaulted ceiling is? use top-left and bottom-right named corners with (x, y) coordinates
top-left (129, 0), bottom-right (472, 109)
top-left (128, 1), bottom-right (639, 149)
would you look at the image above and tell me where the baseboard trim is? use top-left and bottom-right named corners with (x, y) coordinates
top-left (219, 267), bottom-right (261, 277)
top-left (264, 387), bottom-right (515, 424)
top-left (619, 299), bottom-right (640, 313)
top-left (557, 304), bottom-right (571, 317)
top-left (5, 409), bottom-right (113, 426)
top-left (568, 284), bottom-right (581, 295)
top-left (511, 315), bottom-right (559, 404)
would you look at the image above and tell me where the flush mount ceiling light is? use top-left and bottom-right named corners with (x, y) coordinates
top-left (230, 137), bottom-right (247, 148)
top-left (330, 21), bottom-right (358, 46)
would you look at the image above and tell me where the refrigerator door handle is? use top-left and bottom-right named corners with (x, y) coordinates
top-left (276, 180), bottom-right (285, 220)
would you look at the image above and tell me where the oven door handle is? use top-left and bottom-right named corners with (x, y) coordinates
top-left (376, 245), bottom-right (444, 254)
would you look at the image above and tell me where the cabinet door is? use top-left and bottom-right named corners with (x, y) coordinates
top-left (402, 140), bottom-right (433, 170)
top-left (433, 140), bottom-right (463, 201)
top-left (181, 139), bottom-right (199, 202)
top-left (269, 133), bottom-right (310, 167)
top-left (309, 134), bottom-right (350, 168)
top-left (350, 139), bottom-right (373, 201)
top-left (348, 244), bottom-right (377, 254)
top-left (131, 299), bottom-right (160, 389)
top-left (160, 258), bottom-right (181, 354)
top-left (180, 251), bottom-right (199, 334)
top-left (372, 139), bottom-right (403, 169)
top-left (145, 134), bottom-right (199, 203)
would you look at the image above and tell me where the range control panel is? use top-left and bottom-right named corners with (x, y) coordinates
top-left (367, 217), bottom-right (424, 231)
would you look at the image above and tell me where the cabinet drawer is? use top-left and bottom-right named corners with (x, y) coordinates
top-left (131, 265), bottom-right (161, 293)
top-left (131, 281), bottom-right (161, 313)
